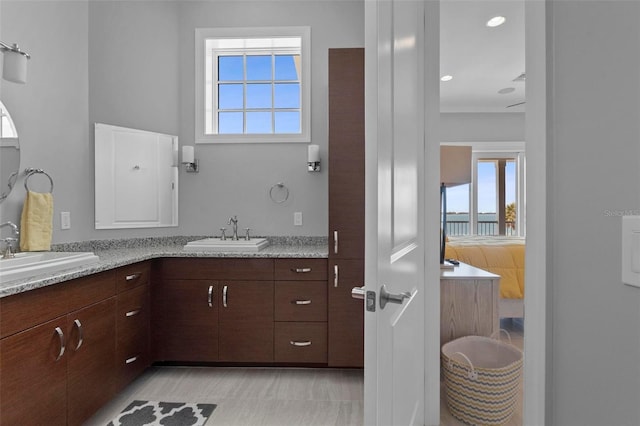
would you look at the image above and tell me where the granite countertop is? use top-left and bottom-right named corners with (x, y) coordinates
top-left (0, 236), bottom-right (328, 298)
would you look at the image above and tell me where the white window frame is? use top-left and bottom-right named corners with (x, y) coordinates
top-left (442, 141), bottom-right (526, 236)
top-left (195, 26), bottom-right (311, 144)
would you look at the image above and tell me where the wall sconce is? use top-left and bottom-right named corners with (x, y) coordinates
top-left (308, 144), bottom-right (320, 172)
top-left (182, 145), bottom-right (199, 173)
top-left (0, 41), bottom-right (31, 84)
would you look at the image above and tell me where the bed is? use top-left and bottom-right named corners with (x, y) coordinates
top-left (445, 236), bottom-right (525, 318)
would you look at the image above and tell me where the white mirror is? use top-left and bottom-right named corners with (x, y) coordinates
top-left (0, 100), bottom-right (20, 203)
top-left (94, 123), bottom-right (178, 229)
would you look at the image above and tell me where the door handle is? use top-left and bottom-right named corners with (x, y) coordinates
top-left (379, 284), bottom-right (412, 310)
top-left (334, 230), bottom-right (339, 254)
top-left (334, 264), bottom-right (339, 287)
top-left (351, 286), bottom-right (365, 300)
top-left (223, 285), bottom-right (228, 308)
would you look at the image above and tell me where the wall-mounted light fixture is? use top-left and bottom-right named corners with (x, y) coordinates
top-left (0, 41), bottom-right (31, 84)
top-left (308, 144), bottom-right (320, 172)
top-left (182, 145), bottom-right (199, 173)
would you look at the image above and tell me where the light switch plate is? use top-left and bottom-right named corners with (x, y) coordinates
top-left (294, 212), bottom-right (303, 226)
top-left (61, 211), bottom-right (71, 230)
top-left (621, 216), bottom-right (640, 287)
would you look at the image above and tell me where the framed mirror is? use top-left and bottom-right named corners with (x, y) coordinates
top-left (0, 100), bottom-right (20, 203)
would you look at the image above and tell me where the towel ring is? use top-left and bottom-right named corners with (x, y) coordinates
top-left (24, 168), bottom-right (54, 193)
top-left (269, 182), bottom-right (289, 204)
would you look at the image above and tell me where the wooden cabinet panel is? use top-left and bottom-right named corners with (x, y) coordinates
top-left (152, 280), bottom-right (218, 362)
top-left (160, 258), bottom-right (273, 281)
top-left (274, 281), bottom-right (327, 322)
top-left (274, 258), bottom-right (328, 281)
top-left (116, 261), bottom-right (150, 293)
top-left (328, 259), bottom-right (364, 367)
top-left (0, 270), bottom-right (116, 339)
top-left (328, 48), bottom-right (365, 261)
top-left (117, 283), bottom-right (150, 390)
top-left (219, 281), bottom-right (273, 362)
top-left (1, 317), bottom-right (68, 426)
top-left (274, 322), bottom-right (327, 363)
top-left (66, 298), bottom-right (117, 426)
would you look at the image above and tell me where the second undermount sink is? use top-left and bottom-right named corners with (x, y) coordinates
top-left (0, 251), bottom-right (100, 283)
top-left (184, 237), bottom-right (269, 252)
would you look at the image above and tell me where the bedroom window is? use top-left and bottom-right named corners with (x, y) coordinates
top-left (195, 27), bottom-right (311, 144)
top-left (443, 143), bottom-right (525, 237)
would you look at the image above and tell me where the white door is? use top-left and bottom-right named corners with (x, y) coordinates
top-left (363, 1), bottom-right (429, 425)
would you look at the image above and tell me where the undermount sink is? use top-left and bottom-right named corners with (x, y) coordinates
top-left (0, 251), bottom-right (100, 283)
top-left (184, 237), bottom-right (269, 252)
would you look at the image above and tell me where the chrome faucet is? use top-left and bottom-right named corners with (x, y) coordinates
top-left (227, 215), bottom-right (239, 241)
top-left (0, 221), bottom-right (20, 259)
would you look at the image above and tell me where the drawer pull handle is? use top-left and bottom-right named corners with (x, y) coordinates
top-left (125, 309), bottom-right (141, 317)
top-left (334, 264), bottom-right (339, 287)
top-left (223, 285), bottom-right (228, 308)
top-left (73, 319), bottom-right (83, 351)
top-left (334, 230), bottom-right (339, 254)
top-left (293, 300), bottom-right (312, 305)
top-left (125, 356), bottom-right (138, 364)
top-left (291, 267), bottom-right (312, 273)
top-left (208, 285), bottom-right (213, 308)
top-left (54, 326), bottom-right (65, 361)
top-left (290, 340), bottom-right (312, 347)
top-left (125, 273), bottom-right (141, 281)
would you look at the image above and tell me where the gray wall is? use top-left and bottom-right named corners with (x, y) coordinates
top-left (0, 0), bottom-right (364, 242)
top-left (441, 112), bottom-right (524, 142)
top-left (549, 1), bottom-right (640, 425)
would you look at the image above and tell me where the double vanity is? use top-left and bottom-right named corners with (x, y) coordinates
top-left (0, 236), bottom-right (363, 426)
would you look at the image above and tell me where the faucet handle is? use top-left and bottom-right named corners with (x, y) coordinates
top-left (244, 228), bottom-right (251, 241)
top-left (219, 228), bottom-right (227, 241)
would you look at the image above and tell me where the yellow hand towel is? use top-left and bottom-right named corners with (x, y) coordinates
top-left (20, 191), bottom-right (54, 251)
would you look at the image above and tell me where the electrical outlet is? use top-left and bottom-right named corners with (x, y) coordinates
top-left (61, 211), bottom-right (71, 230)
top-left (294, 212), bottom-right (303, 226)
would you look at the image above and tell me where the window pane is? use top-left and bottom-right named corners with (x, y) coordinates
top-left (506, 160), bottom-right (517, 235)
top-left (444, 183), bottom-right (470, 236)
top-left (246, 84), bottom-right (272, 109)
top-left (274, 111), bottom-right (300, 133)
top-left (246, 55), bottom-right (272, 80)
top-left (275, 55), bottom-right (299, 80)
top-left (218, 84), bottom-right (243, 109)
top-left (477, 160), bottom-right (497, 235)
top-left (219, 112), bottom-right (243, 133)
top-left (274, 83), bottom-right (300, 108)
top-left (246, 112), bottom-right (272, 133)
top-left (218, 56), bottom-right (243, 81)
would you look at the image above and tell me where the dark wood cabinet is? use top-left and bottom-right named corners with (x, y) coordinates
top-left (152, 279), bottom-right (219, 362)
top-left (218, 280), bottom-right (274, 362)
top-left (117, 282), bottom-right (150, 390)
top-left (0, 271), bottom-right (117, 426)
top-left (66, 298), bottom-right (117, 426)
top-left (328, 48), bottom-right (365, 368)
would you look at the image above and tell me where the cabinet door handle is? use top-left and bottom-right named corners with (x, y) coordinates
top-left (334, 230), bottom-right (339, 254)
top-left (125, 309), bottom-right (141, 317)
top-left (223, 285), bottom-right (228, 308)
top-left (292, 300), bottom-right (312, 305)
top-left (208, 285), bottom-right (214, 308)
top-left (125, 273), bottom-right (141, 281)
top-left (290, 340), bottom-right (312, 347)
top-left (291, 267), bottom-right (312, 273)
top-left (54, 327), bottom-right (65, 361)
top-left (334, 264), bottom-right (339, 287)
top-left (125, 355), bottom-right (138, 364)
top-left (73, 319), bottom-right (84, 351)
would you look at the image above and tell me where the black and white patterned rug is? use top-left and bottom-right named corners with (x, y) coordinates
top-left (107, 400), bottom-right (217, 426)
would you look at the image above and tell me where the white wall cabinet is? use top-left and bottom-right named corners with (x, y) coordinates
top-left (95, 123), bottom-right (178, 229)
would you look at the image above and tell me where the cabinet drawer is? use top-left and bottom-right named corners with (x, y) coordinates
top-left (160, 258), bottom-right (274, 280)
top-left (274, 322), bottom-right (327, 363)
top-left (117, 284), bottom-right (150, 389)
top-left (274, 259), bottom-right (327, 281)
top-left (275, 281), bottom-right (327, 322)
top-left (116, 262), bottom-right (150, 293)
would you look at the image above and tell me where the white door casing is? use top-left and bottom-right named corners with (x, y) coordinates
top-left (364, 1), bottom-right (430, 425)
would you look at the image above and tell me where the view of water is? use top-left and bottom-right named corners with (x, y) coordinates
top-left (443, 213), bottom-right (514, 235)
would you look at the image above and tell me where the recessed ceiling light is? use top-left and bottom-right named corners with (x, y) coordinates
top-left (440, 75), bottom-right (453, 82)
top-left (498, 87), bottom-right (515, 94)
top-left (486, 16), bottom-right (506, 28)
